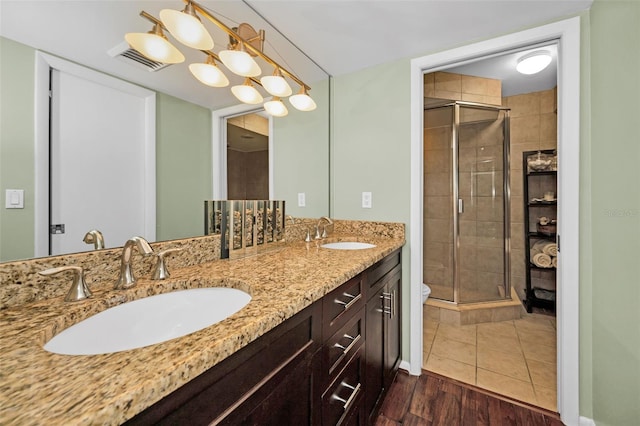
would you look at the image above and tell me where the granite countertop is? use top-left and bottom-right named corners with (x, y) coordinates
top-left (0, 234), bottom-right (404, 425)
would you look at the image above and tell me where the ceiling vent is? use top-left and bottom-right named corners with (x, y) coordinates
top-left (108, 41), bottom-right (171, 72)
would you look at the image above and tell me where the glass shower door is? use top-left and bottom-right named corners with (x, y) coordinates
top-left (457, 104), bottom-right (510, 303)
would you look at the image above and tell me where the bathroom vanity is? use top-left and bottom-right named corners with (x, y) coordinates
top-left (125, 249), bottom-right (402, 425)
top-left (0, 220), bottom-right (404, 425)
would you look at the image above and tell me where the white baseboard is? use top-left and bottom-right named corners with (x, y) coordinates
top-left (579, 416), bottom-right (596, 426)
top-left (399, 360), bottom-right (416, 374)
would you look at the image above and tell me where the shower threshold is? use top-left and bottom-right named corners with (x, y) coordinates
top-left (424, 287), bottom-right (524, 325)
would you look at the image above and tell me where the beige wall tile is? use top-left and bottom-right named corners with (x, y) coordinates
top-left (439, 308), bottom-right (461, 325)
top-left (425, 149), bottom-right (451, 173)
top-left (434, 89), bottom-right (462, 101)
top-left (510, 116), bottom-right (540, 143)
top-left (539, 88), bottom-right (557, 114)
top-left (486, 79), bottom-right (502, 98)
top-left (435, 72), bottom-right (462, 92)
top-left (461, 93), bottom-right (485, 103)
top-left (540, 113), bottom-right (558, 141)
top-left (461, 75), bottom-right (489, 95)
top-left (491, 306), bottom-right (521, 322)
top-left (425, 218), bottom-right (452, 244)
top-left (424, 73), bottom-right (435, 98)
top-left (424, 172), bottom-right (451, 196)
top-left (425, 196), bottom-right (451, 220)
top-left (506, 92), bottom-right (540, 117)
top-left (424, 126), bottom-right (450, 150)
top-left (484, 95), bottom-right (504, 106)
top-left (461, 309), bottom-right (493, 325)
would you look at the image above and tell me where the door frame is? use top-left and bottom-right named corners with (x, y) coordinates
top-left (408, 17), bottom-right (581, 425)
top-left (34, 52), bottom-right (156, 257)
top-left (211, 104), bottom-right (273, 199)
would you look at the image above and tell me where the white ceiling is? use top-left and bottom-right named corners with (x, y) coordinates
top-left (0, 0), bottom-right (592, 108)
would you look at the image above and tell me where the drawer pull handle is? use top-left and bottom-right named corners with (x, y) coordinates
top-left (331, 382), bottom-right (362, 411)
top-left (333, 333), bottom-right (361, 355)
top-left (334, 292), bottom-right (362, 311)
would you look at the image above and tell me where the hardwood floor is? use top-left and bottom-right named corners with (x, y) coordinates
top-left (375, 370), bottom-right (564, 426)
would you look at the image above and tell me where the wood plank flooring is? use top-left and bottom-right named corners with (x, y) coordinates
top-left (375, 370), bottom-right (564, 426)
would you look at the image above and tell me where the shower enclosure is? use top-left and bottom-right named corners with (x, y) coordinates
top-left (423, 101), bottom-right (511, 304)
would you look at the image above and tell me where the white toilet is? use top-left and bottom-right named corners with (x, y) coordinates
top-left (422, 284), bottom-right (431, 304)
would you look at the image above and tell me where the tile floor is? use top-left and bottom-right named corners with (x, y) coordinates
top-left (423, 307), bottom-right (557, 412)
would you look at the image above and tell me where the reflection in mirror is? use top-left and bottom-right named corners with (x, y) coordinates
top-left (0, 1), bottom-right (330, 263)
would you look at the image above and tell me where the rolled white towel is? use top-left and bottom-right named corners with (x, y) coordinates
top-left (532, 240), bottom-right (557, 257)
top-left (530, 249), bottom-right (553, 268)
top-left (552, 256), bottom-right (558, 268)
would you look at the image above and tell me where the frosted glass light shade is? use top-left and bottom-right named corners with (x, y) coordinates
top-left (264, 98), bottom-right (288, 117)
top-left (516, 51), bottom-right (552, 75)
top-left (231, 79), bottom-right (263, 104)
top-left (160, 8), bottom-right (213, 50)
top-left (189, 62), bottom-right (229, 87)
top-left (125, 31), bottom-right (185, 64)
top-left (219, 49), bottom-right (261, 77)
top-left (289, 89), bottom-right (316, 111)
top-left (261, 75), bottom-right (292, 97)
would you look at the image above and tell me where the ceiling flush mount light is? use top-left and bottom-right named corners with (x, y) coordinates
top-left (125, 0), bottom-right (315, 117)
top-left (264, 97), bottom-right (289, 117)
top-left (125, 22), bottom-right (185, 64)
top-left (516, 50), bottom-right (552, 75)
top-left (231, 78), bottom-right (263, 104)
top-left (188, 55), bottom-right (229, 87)
top-left (160, 2), bottom-right (213, 50)
top-left (289, 87), bottom-right (317, 111)
top-left (261, 68), bottom-right (293, 97)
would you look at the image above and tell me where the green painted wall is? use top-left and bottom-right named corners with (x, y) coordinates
top-left (0, 37), bottom-right (35, 261)
top-left (330, 2), bottom-right (640, 424)
top-left (588, 1), bottom-right (640, 424)
top-left (273, 78), bottom-right (330, 218)
top-left (156, 93), bottom-right (212, 242)
top-left (332, 60), bottom-right (412, 356)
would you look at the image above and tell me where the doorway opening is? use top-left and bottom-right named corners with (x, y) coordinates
top-left (226, 112), bottom-right (270, 200)
top-left (409, 17), bottom-right (581, 425)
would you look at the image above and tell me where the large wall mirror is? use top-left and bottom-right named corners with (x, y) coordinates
top-left (0, 1), bottom-right (330, 263)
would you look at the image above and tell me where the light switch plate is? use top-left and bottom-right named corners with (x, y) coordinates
top-left (362, 192), bottom-right (372, 208)
top-left (297, 192), bottom-right (306, 207)
top-left (5, 189), bottom-right (24, 209)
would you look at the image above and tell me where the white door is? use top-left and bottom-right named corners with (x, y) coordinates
top-left (49, 69), bottom-right (152, 255)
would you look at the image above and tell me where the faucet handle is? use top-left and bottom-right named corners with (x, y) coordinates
top-left (151, 248), bottom-right (182, 280)
top-left (39, 265), bottom-right (92, 302)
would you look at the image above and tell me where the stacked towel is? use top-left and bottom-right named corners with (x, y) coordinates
top-left (532, 240), bottom-right (557, 256)
top-left (531, 240), bottom-right (558, 268)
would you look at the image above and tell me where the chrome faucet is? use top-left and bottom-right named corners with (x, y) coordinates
top-left (115, 236), bottom-right (153, 290)
top-left (315, 216), bottom-right (334, 239)
top-left (83, 229), bottom-right (104, 250)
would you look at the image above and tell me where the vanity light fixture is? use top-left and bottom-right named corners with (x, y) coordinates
top-left (124, 0), bottom-right (314, 116)
top-left (261, 68), bottom-right (293, 97)
top-left (189, 54), bottom-right (229, 87)
top-left (124, 17), bottom-right (185, 64)
top-left (159, 2), bottom-right (214, 50)
top-left (516, 50), bottom-right (552, 75)
top-left (231, 78), bottom-right (264, 104)
top-left (289, 87), bottom-right (317, 111)
top-left (264, 97), bottom-right (289, 117)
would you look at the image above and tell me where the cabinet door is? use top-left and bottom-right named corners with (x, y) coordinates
top-left (384, 269), bottom-right (402, 389)
top-left (364, 284), bottom-right (384, 422)
top-left (322, 346), bottom-right (365, 426)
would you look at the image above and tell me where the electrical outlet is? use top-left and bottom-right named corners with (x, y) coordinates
top-left (297, 192), bottom-right (306, 207)
top-left (362, 192), bottom-right (372, 208)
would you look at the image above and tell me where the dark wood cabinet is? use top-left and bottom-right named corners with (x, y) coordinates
top-left (125, 249), bottom-right (402, 426)
top-left (364, 255), bottom-right (402, 424)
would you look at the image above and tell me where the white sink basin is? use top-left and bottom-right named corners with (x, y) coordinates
top-left (321, 242), bottom-right (376, 250)
top-left (44, 287), bottom-right (251, 355)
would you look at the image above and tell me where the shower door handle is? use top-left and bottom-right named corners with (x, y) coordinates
top-left (458, 199), bottom-right (464, 213)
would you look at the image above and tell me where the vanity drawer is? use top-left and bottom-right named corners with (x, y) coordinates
top-left (322, 345), bottom-right (365, 426)
top-left (366, 250), bottom-right (401, 295)
top-left (323, 307), bottom-right (365, 384)
top-left (323, 274), bottom-right (364, 340)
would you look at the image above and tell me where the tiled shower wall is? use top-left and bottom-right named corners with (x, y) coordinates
top-left (423, 71), bottom-right (557, 303)
top-left (504, 89), bottom-right (558, 300)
